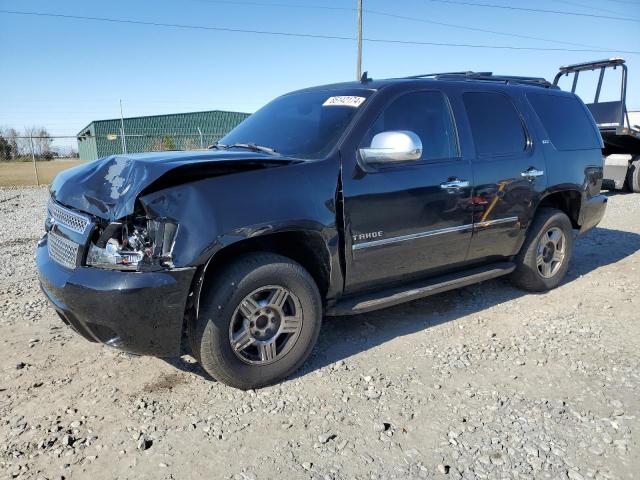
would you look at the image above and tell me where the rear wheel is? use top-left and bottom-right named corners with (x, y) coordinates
top-left (192, 253), bottom-right (322, 390)
top-left (510, 208), bottom-right (574, 292)
top-left (625, 157), bottom-right (640, 193)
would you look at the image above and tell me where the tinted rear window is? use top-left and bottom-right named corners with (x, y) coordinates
top-left (527, 93), bottom-right (602, 151)
top-left (463, 92), bottom-right (527, 156)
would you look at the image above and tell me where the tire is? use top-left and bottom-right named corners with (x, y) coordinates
top-left (510, 208), bottom-right (574, 292)
top-left (625, 157), bottom-right (640, 193)
top-left (192, 252), bottom-right (322, 390)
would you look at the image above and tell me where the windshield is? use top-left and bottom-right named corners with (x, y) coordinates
top-left (219, 89), bottom-right (373, 159)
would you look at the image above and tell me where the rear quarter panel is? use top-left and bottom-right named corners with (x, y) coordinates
top-left (523, 90), bottom-right (604, 222)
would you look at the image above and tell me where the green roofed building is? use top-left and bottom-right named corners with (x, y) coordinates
top-left (77, 109), bottom-right (250, 161)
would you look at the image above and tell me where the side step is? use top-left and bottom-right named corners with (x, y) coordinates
top-left (326, 262), bottom-right (515, 316)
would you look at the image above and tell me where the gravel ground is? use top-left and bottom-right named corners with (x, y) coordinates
top-left (1, 186), bottom-right (639, 480)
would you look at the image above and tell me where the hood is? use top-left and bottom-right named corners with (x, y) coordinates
top-left (50, 150), bottom-right (300, 220)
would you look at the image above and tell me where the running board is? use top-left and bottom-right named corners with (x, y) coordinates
top-left (326, 262), bottom-right (515, 316)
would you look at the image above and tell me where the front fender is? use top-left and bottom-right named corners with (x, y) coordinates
top-left (138, 160), bottom-right (340, 268)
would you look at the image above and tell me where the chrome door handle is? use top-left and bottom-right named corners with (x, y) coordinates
top-left (521, 168), bottom-right (544, 179)
top-left (440, 180), bottom-right (470, 189)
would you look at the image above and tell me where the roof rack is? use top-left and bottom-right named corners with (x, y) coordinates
top-left (404, 71), bottom-right (557, 89)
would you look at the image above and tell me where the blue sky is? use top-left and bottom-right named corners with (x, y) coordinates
top-left (1, 0), bottom-right (638, 151)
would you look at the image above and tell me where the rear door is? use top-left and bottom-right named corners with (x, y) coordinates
top-left (341, 87), bottom-right (474, 294)
top-left (461, 89), bottom-right (548, 261)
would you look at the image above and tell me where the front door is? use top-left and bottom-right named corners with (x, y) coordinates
top-left (341, 89), bottom-right (474, 294)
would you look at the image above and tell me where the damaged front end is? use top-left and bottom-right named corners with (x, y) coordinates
top-left (85, 216), bottom-right (178, 271)
top-left (37, 195), bottom-right (196, 357)
top-left (38, 150), bottom-right (303, 357)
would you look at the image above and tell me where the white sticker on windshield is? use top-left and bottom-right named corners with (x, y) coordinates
top-left (323, 96), bottom-right (366, 108)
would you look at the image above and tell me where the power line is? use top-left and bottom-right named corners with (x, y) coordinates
top-left (553, 0), bottom-right (627, 17)
top-left (423, 0), bottom-right (640, 23)
top-left (0, 10), bottom-right (356, 42)
top-left (187, 0), bottom-right (630, 50)
top-left (191, 0), bottom-right (352, 11)
top-left (1, 9), bottom-right (639, 55)
top-left (594, 0), bottom-right (640, 5)
top-left (365, 9), bottom-right (614, 50)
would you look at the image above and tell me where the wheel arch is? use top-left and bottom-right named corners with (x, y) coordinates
top-left (186, 229), bottom-right (334, 334)
top-left (535, 188), bottom-right (583, 229)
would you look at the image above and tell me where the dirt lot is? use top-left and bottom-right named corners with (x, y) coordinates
top-left (1, 187), bottom-right (638, 480)
top-left (0, 160), bottom-right (85, 187)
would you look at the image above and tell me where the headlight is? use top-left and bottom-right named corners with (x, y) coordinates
top-left (86, 217), bottom-right (178, 271)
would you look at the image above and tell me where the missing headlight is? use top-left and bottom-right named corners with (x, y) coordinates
top-left (86, 217), bottom-right (177, 271)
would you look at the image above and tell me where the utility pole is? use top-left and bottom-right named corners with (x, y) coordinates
top-left (29, 131), bottom-right (39, 186)
top-left (356, 0), bottom-right (363, 80)
top-left (119, 99), bottom-right (128, 154)
top-left (197, 126), bottom-right (204, 149)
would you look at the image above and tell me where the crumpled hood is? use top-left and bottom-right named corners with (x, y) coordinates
top-left (50, 150), bottom-right (299, 220)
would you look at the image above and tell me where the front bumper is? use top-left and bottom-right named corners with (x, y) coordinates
top-left (578, 193), bottom-right (608, 237)
top-left (37, 235), bottom-right (196, 357)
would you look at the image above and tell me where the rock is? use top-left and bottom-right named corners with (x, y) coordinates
top-left (301, 462), bottom-right (312, 471)
top-left (373, 423), bottom-right (386, 433)
top-left (436, 464), bottom-right (449, 474)
top-left (136, 436), bottom-right (152, 451)
top-left (567, 468), bottom-right (584, 480)
top-left (318, 433), bottom-right (336, 444)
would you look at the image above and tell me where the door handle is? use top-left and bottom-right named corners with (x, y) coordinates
top-left (521, 168), bottom-right (544, 179)
top-left (440, 179), bottom-right (470, 189)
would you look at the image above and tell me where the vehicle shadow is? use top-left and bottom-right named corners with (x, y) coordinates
top-left (601, 189), bottom-right (632, 197)
top-left (162, 353), bottom-right (215, 381)
top-left (160, 226), bottom-right (640, 384)
top-left (292, 226), bottom-right (640, 379)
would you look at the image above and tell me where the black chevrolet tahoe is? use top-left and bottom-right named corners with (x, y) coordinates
top-left (37, 71), bottom-right (607, 389)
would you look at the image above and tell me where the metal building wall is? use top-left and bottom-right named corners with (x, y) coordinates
top-left (77, 123), bottom-right (98, 161)
top-left (77, 110), bottom-right (250, 161)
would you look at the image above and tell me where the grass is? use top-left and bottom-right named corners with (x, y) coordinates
top-left (0, 159), bottom-right (85, 187)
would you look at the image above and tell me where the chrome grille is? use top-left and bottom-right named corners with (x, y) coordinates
top-left (48, 199), bottom-right (90, 234)
top-left (48, 231), bottom-right (80, 269)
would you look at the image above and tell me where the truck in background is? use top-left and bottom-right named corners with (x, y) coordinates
top-left (554, 58), bottom-right (640, 193)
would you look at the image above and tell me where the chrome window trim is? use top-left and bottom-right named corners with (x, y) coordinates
top-left (352, 216), bottom-right (519, 251)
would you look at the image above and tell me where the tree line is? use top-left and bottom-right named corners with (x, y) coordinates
top-left (0, 127), bottom-right (62, 161)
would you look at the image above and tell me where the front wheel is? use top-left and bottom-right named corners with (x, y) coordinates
top-left (510, 208), bottom-right (574, 292)
top-left (192, 253), bottom-right (322, 390)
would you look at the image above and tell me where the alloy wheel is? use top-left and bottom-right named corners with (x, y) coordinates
top-left (536, 226), bottom-right (566, 278)
top-left (229, 285), bottom-right (303, 365)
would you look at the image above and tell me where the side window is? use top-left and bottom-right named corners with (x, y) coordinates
top-left (527, 92), bottom-right (602, 151)
top-left (362, 91), bottom-right (458, 161)
top-left (463, 92), bottom-right (527, 156)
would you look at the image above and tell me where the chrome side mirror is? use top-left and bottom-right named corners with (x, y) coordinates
top-left (359, 130), bottom-right (423, 165)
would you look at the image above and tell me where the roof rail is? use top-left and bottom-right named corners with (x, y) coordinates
top-left (404, 71), bottom-right (557, 89)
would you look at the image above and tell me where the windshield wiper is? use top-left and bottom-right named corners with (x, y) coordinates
top-left (218, 143), bottom-right (280, 156)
